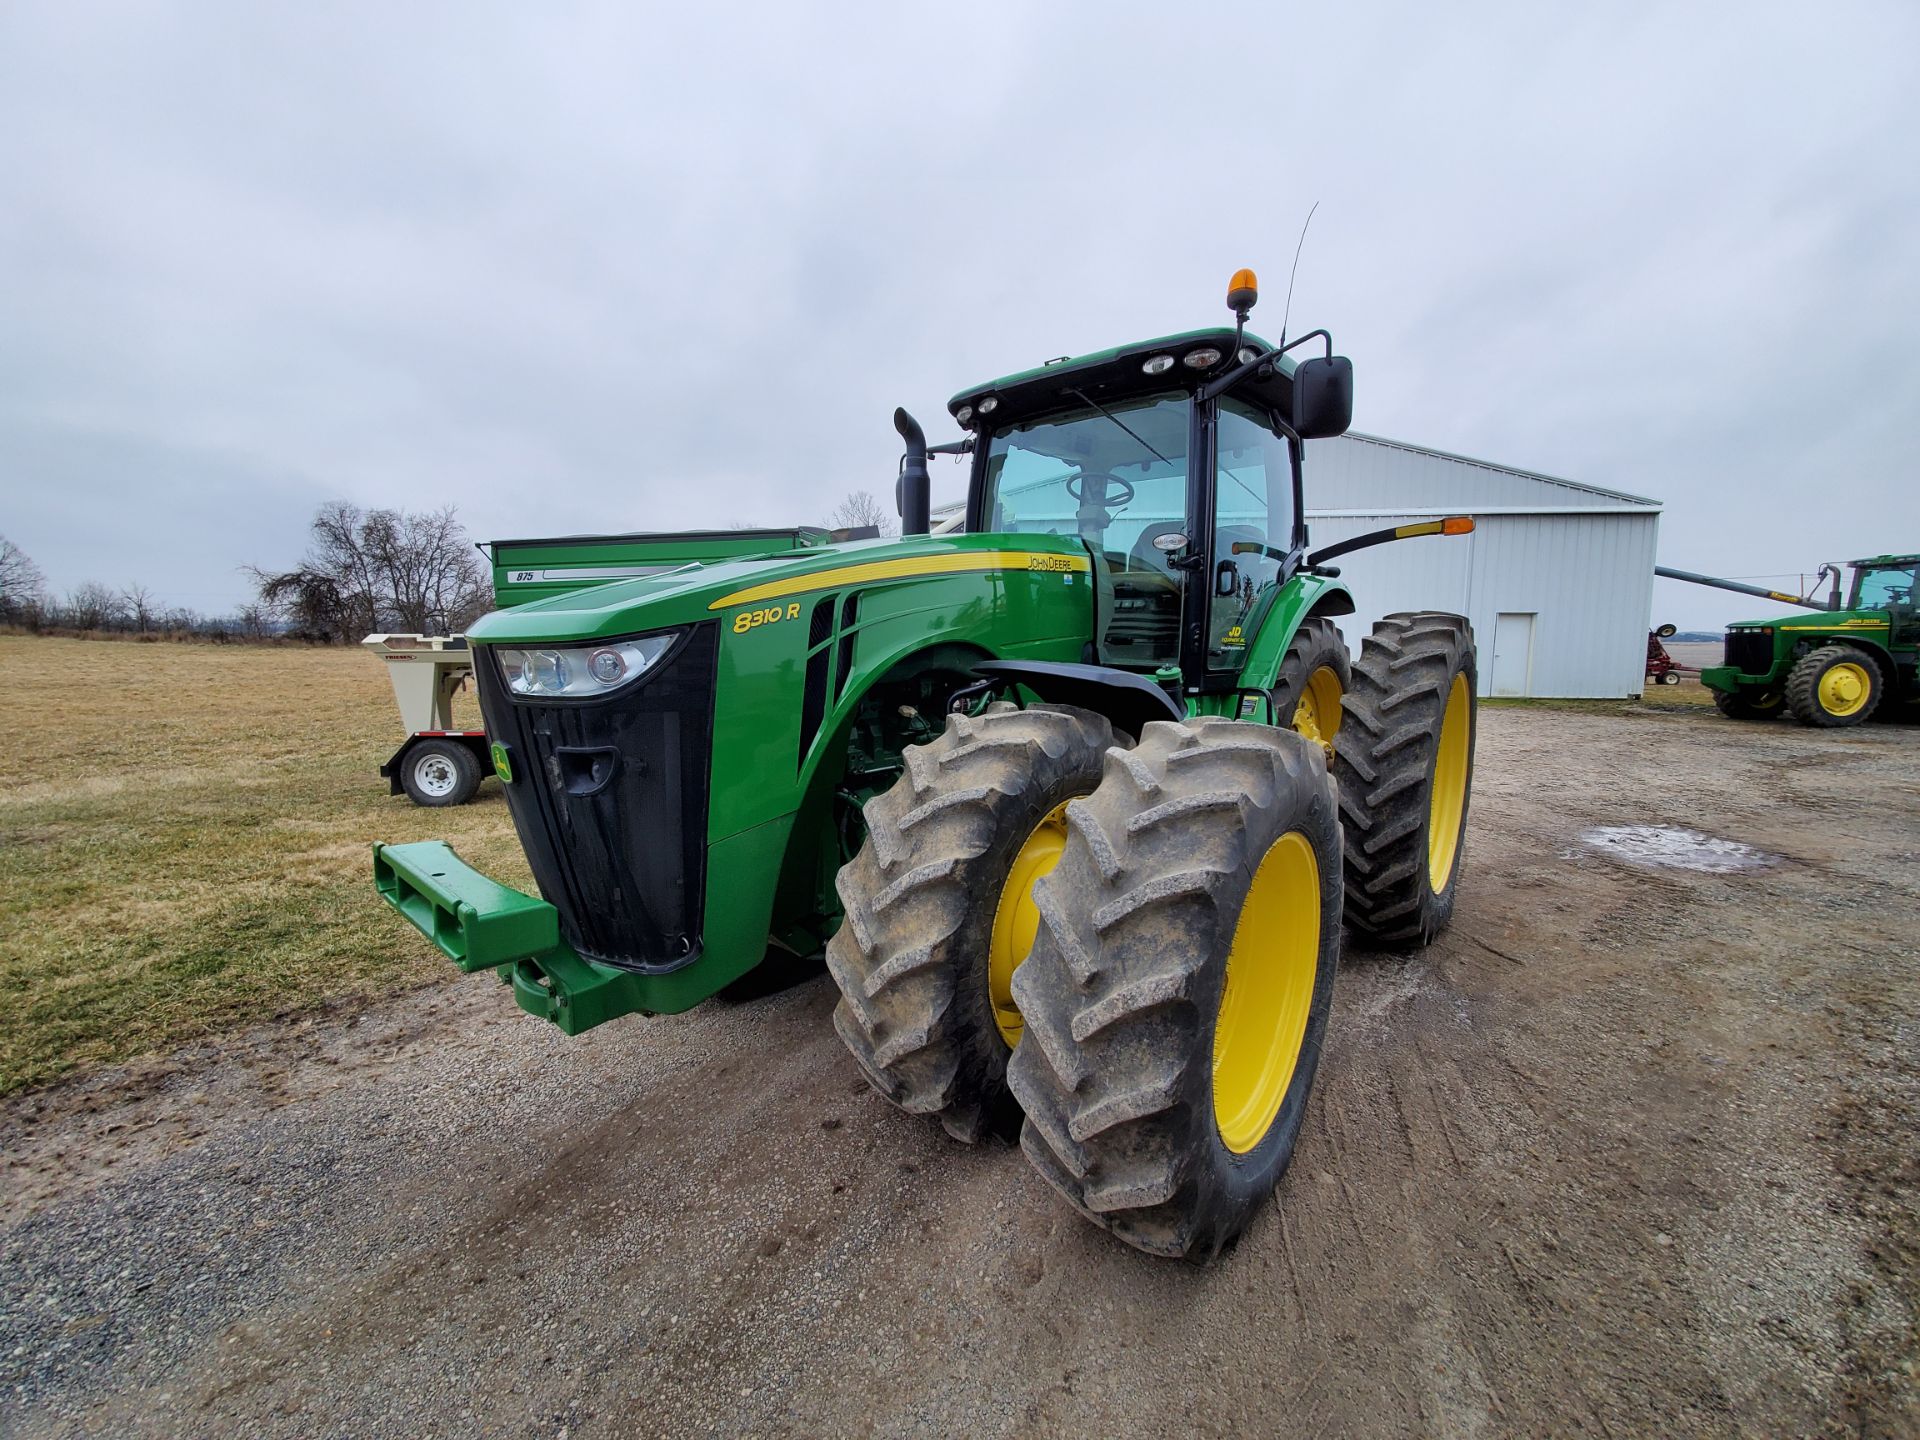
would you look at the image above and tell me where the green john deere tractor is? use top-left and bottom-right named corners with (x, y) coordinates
top-left (373, 269), bottom-right (1479, 1258)
top-left (1688, 554), bottom-right (1919, 726)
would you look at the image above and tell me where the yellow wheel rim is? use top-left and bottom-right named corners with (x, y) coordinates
top-left (1817, 661), bottom-right (1871, 717)
top-left (987, 799), bottom-right (1071, 1049)
top-left (1290, 665), bottom-right (1344, 754)
top-left (1427, 672), bottom-right (1470, 894)
top-left (1212, 831), bottom-right (1322, 1155)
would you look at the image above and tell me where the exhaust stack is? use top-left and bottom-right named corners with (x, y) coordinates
top-left (893, 408), bottom-right (930, 536)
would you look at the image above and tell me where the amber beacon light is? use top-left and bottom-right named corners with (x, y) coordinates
top-left (1226, 268), bottom-right (1259, 315)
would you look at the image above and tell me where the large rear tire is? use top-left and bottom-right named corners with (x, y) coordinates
top-left (1332, 612), bottom-right (1477, 951)
top-left (1269, 616), bottom-right (1350, 757)
top-left (1007, 718), bottom-right (1342, 1259)
top-left (827, 703), bottom-right (1114, 1142)
top-left (1785, 645), bottom-right (1882, 728)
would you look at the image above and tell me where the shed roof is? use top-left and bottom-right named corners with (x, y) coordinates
top-left (1330, 432), bottom-right (1662, 511)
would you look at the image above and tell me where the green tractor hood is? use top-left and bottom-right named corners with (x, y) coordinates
top-left (465, 533), bottom-right (1062, 645)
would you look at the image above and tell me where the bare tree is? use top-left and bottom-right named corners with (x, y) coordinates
top-left (0, 535), bottom-right (47, 617)
top-left (826, 490), bottom-right (897, 538)
top-left (235, 603), bottom-right (272, 639)
top-left (65, 581), bottom-right (120, 630)
top-left (120, 582), bottom-right (157, 633)
top-left (251, 502), bottom-right (490, 642)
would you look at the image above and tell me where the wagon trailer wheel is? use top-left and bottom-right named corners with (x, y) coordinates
top-left (401, 739), bottom-right (482, 807)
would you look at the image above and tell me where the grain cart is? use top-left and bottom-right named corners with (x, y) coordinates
top-left (363, 633), bottom-right (489, 805)
top-left (1670, 558), bottom-right (1920, 725)
top-left (372, 270), bottom-right (1479, 1258)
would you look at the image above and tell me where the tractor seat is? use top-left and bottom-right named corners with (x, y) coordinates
top-left (1128, 522), bottom-right (1189, 578)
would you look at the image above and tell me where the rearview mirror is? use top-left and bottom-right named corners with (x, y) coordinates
top-left (1290, 356), bottom-right (1353, 439)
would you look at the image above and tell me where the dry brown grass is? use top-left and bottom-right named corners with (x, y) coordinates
top-left (0, 636), bottom-right (532, 1095)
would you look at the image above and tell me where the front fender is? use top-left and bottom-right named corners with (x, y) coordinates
top-left (1235, 574), bottom-right (1356, 693)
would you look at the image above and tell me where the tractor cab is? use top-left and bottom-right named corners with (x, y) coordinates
top-left (1851, 555), bottom-right (1919, 646)
top-left (941, 286), bottom-right (1355, 694)
top-left (964, 373), bottom-right (1300, 679)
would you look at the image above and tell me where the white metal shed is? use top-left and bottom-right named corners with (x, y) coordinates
top-left (1306, 433), bottom-right (1663, 699)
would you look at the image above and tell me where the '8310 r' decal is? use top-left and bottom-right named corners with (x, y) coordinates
top-left (732, 602), bottom-right (803, 634)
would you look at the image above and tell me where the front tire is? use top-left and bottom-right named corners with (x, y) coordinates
top-left (1712, 687), bottom-right (1783, 721)
top-left (1786, 645), bottom-right (1882, 727)
top-left (1332, 612), bottom-right (1477, 951)
top-left (1007, 719), bottom-right (1342, 1260)
top-left (826, 703), bottom-right (1114, 1142)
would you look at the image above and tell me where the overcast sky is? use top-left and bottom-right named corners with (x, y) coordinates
top-left (2, 2), bottom-right (1915, 630)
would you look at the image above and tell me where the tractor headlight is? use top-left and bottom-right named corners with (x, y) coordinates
top-left (495, 633), bottom-right (679, 699)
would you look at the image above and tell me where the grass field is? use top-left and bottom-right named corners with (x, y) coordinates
top-left (0, 636), bottom-right (1721, 1098)
top-left (0, 637), bottom-right (531, 1097)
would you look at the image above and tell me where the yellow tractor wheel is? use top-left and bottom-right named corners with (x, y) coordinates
top-left (1006, 717), bottom-right (1341, 1259)
top-left (1786, 645), bottom-right (1882, 728)
top-left (1269, 616), bottom-right (1350, 758)
top-left (1332, 612), bottom-right (1478, 950)
top-left (827, 703), bottom-right (1113, 1142)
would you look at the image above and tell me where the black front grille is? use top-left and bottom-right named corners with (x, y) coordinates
top-left (475, 624), bottom-right (718, 972)
top-left (1723, 629), bottom-right (1773, 675)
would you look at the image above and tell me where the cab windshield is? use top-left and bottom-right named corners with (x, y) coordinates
top-left (1853, 563), bottom-right (1916, 609)
top-left (982, 392), bottom-right (1190, 557)
top-left (982, 393), bottom-right (1189, 668)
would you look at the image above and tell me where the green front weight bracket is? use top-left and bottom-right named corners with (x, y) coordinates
top-left (372, 841), bottom-right (655, 1034)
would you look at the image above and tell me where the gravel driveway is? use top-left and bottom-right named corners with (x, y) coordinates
top-left (4, 704), bottom-right (1916, 1437)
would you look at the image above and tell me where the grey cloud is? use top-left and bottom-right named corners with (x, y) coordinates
top-left (1, 1), bottom-right (1915, 630)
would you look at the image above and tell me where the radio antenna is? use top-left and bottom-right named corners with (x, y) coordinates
top-left (1279, 200), bottom-right (1319, 350)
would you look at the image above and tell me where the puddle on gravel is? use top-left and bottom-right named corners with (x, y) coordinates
top-left (1578, 824), bottom-right (1779, 874)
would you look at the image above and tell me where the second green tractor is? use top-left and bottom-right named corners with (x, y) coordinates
top-left (374, 269), bottom-right (1480, 1259)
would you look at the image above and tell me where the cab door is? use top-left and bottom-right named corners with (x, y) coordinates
top-left (1202, 398), bottom-right (1297, 679)
top-left (1881, 564), bottom-right (1919, 653)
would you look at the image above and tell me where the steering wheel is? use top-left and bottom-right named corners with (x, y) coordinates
top-left (1064, 472), bottom-right (1136, 507)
